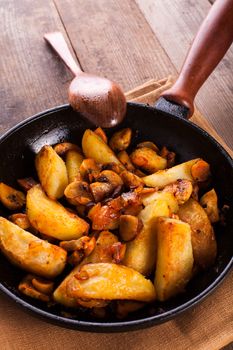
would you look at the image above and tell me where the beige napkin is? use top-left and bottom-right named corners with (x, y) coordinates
top-left (0, 77), bottom-right (232, 350)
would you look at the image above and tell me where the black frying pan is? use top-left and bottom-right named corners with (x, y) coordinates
top-left (0, 0), bottom-right (232, 332)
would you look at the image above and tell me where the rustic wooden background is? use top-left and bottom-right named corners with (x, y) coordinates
top-left (0, 0), bottom-right (233, 148)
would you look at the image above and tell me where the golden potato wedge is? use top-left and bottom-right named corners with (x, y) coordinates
top-left (200, 189), bottom-right (219, 223)
top-left (109, 128), bottom-right (132, 152)
top-left (82, 129), bottom-right (124, 170)
top-left (66, 263), bottom-right (156, 302)
top-left (66, 150), bottom-right (84, 183)
top-left (155, 217), bottom-right (194, 301)
top-left (143, 158), bottom-right (200, 188)
top-left (0, 182), bottom-right (25, 210)
top-left (94, 127), bottom-right (108, 143)
top-left (117, 151), bottom-right (135, 172)
top-left (53, 231), bottom-right (119, 307)
top-left (123, 199), bottom-right (170, 276)
top-left (130, 147), bottom-right (167, 173)
top-left (35, 145), bottom-right (68, 199)
top-left (27, 185), bottom-right (89, 240)
top-left (178, 198), bottom-right (217, 269)
top-left (191, 160), bottom-right (210, 182)
top-left (0, 217), bottom-right (67, 278)
top-left (142, 191), bottom-right (179, 213)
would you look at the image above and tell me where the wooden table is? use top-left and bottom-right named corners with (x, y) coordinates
top-left (0, 1), bottom-right (232, 349)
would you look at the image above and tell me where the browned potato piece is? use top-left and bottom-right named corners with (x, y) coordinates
top-left (116, 300), bottom-right (145, 319)
top-left (0, 217), bottom-right (67, 278)
top-left (178, 198), bottom-right (217, 269)
top-left (120, 170), bottom-right (143, 189)
top-left (66, 150), bottom-right (84, 183)
top-left (54, 142), bottom-right (81, 156)
top-left (53, 231), bottom-right (119, 307)
top-left (119, 215), bottom-right (142, 241)
top-left (8, 213), bottom-right (31, 230)
top-left (130, 147), bottom-right (167, 173)
top-left (94, 127), bottom-right (108, 143)
top-left (18, 275), bottom-right (50, 302)
top-left (109, 128), bottom-right (132, 152)
top-left (17, 177), bottom-right (38, 192)
top-left (142, 191), bottom-right (179, 213)
top-left (79, 158), bottom-right (100, 182)
top-left (200, 189), bottom-right (219, 223)
top-left (64, 181), bottom-right (93, 205)
top-left (163, 179), bottom-right (193, 205)
top-left (123, 199), bottom-right (170, 276)
top-left (0, 183), bottom-right (25, 210)
top-left (155, 217), bottom-right (194, 301)
top-left (191, 160), bottom-right (210, 182)
top-left (82, 129), bottom-right (124, 170)
top-left (137, 141), bottom-right (159, 152)
top-left (66, 263), bottom-right (156, 302)
top-left (35, 145), bottom-right (68, 199)
top-left (27, 185), bottom-right (89, 240)
top-left (143, 158), bottom-right (200, 188)
top-left (117, 151), bottom-right (135, 172)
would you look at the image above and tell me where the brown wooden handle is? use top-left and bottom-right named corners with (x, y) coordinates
top-left (44, 32), bottom-right (82, 76)
top-left (162, 0), bottom-right (233, 117)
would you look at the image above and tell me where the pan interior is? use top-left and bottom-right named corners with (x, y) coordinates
top-left (0, 103), bottom-right (232, 330)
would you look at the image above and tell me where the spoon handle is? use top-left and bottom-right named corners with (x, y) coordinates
top-left (162, 0), bottom-right (233, 117)
top-left (44, 32), bottom-right (82, 76)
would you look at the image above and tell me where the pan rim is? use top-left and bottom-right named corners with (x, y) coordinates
top-left (0, 102), bottom-right (232, 331)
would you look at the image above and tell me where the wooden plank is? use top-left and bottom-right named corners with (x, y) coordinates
top-left (136, 0), bottom-right (233, 149)
top-left (0, 0), bottom-right (74, 135)
top-left (53, 0), bottom-right (176, 92)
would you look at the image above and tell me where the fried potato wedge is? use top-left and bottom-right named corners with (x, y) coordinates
top-left (0, 217), bottom-right (67, 278)
top-left (143, 158), bottom-right (200, 188)
top-left (155, 217), bottom-right (194, 301)
top-left (27, 185), bottom-right (89, 240)
top-left (35, 145), bottom-right (68, 199)
top-left (66, 263), bottom-right (156, 302)
top-left (123, 199), bottom-right (170, 276)
top-left (66, 150), bottom-right (84, 183)
top-left (142, 191), bottom-right (179, 213)
top-left (200, 189), bottom-right (219, 223)
top-left (82, 129), bottom-right (124, 169)
top-left (53, 231), bottom-right (118, 307)
top-left (178, 198), bottom-right (217, 269)
top-left (0, 183), bottom-right (25, 210)
top-left (130, 147), bottom-right (167, 173)
top-left (109, 128), bottom-right (132, 152)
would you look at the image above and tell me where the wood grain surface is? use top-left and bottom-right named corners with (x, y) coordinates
top-left (136, 0), bottom-right (233, 149)
top-left (0, 0), bottom-right (73, 134)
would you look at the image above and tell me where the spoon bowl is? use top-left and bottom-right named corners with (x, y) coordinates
top-left (68, 72), bottom-right (126, 127)
top-left (44, 32), bottom-right (126, 127)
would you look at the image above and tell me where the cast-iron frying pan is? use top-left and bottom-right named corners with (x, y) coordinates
top-left (0, 0), bottom-right (232, 332)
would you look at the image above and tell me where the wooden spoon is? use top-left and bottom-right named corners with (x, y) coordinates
top-left (44, 32), bottom-right (126, 128)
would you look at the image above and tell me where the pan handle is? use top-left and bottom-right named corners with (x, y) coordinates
top-left (157, 0), bottom-right (233, 118)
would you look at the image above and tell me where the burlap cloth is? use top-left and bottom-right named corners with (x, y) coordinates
top-left (0, 77), bottom-right (232, 350)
